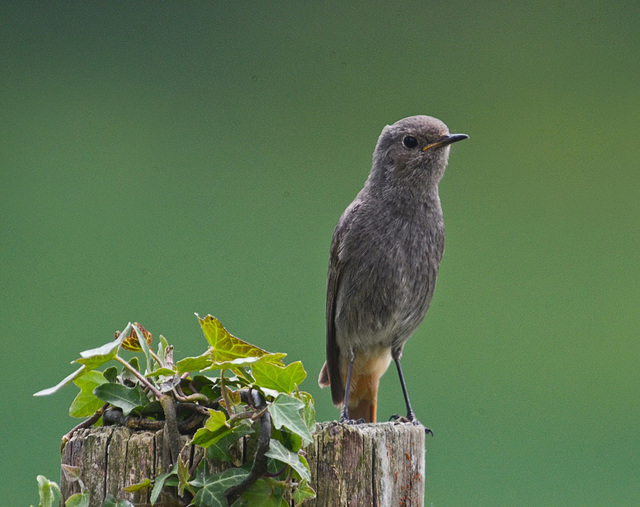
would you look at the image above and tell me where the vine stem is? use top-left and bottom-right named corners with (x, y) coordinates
top-left (60, 402), bottom-right (109, 451)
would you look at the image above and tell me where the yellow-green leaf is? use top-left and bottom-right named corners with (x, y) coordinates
top-left (123, 478), bottom-right (152, 492)
top-left (70, 371), bottom-right (108, 417)
top-left (251, 360), bottom-right (306, 393)
top-left (191, 409), bottom-right (232, 448)
top-left (196, 314), bottom-right (281, 362)
top-left (292, 477), bottom-right (316, 505)
top-left (176, 349), bottom-right (214, 374)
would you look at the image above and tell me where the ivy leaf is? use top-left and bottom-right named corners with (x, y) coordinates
top-left (93, 383), bottom-right (149, 416)
top-left (34, 365), bottom-right (87, 397)
top-left (121, 357), bottom-right (141, 386)
top-left (292, 477), bottom-right (316, 505)
top-left (150, 464), bottom-right (177, 505)
top-left (157, 334), bottom-right (169, 359)
top-left (251, 360), bottom-right (306, 393)
top-left (178, 455), bottom-right (194, 497)
top-left (207, 422), bottom-right (253, 463)
top-left (65, 491), bottom-right (90, 507)
top-left (35, 475), bottom-right (62, 507)
top-left (196, 314), bottom-right (279, 362)
top-left (238, 478), bottom-right (287, 506)
top-left (123, 478), bottom-right (152, 492)
top-left (206, 353), bottom-right (287, 373)
top-left (191, 409), bottom-right (232, 448)
top-left (268, 394), bottom-right (313, 446)
top-left (61, 464), bottom-right (83, 484)
top-left (297, 391), bottom-right (317, 437)
top-left (74, 325), bottom-right (127, 371)
top-left (103, 495), bottom-right (135, 507)
top-left (176, 350), bottom-right (214, 375)
top-left (264, 439), bottom-right (310, 482)
top-left (145, 367), bottom-right (176, 378)
top-left (103, 366), bottom-right (119, 383)
top-left (133, 322), bottom-right (155, 373)
top-left (69, 371), bottom-right (107, 418)
top-left (193, 468), bottom-right (249, 507)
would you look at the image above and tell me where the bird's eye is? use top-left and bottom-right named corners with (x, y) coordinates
top-left (402, 135), bottom-right (418, 149)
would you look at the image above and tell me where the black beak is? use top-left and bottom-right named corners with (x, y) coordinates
top-left (422, 133), bottom-right (469, 152)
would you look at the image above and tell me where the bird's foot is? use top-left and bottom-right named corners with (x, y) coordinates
top-left (339, 415), bottom-right (366, 425)
top-left (389, 413), bottom-right (433, 436)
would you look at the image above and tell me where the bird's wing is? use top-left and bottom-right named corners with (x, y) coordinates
top-left (325, 200), bottom-right (360, 406)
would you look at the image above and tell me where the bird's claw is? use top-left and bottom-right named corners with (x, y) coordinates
top-left (389, 413), bottom-right (433, 435)
top-left (339, 416), bottom-right (366, 425)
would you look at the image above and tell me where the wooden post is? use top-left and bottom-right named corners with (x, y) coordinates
top-left (61, 422), bottom-right (425, 506)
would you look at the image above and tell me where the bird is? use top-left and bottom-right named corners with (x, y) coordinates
top-left (318, 115), bottom-right (467, 426)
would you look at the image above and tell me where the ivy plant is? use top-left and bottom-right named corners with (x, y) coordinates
top-left (33, 314), bottom-right (316, 506)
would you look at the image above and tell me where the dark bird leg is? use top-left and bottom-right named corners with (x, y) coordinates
top-left (340, 351), bottom-right (364, 424)
top-left (394, 358), bottom-right (433, 435)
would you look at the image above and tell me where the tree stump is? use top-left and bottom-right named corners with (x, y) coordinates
top-left (61, 422), bottom-right (425, 506)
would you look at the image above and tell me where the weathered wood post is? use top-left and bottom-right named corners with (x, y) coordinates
top-left (61, 422), bottom-right (426, 506)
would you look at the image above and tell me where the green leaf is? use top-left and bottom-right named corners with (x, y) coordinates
top-left (176, 350), bottom-right (214, 375)
top-left (150, 464), bottom-right (177, 505)
top-left (191, 409), bottom-right (232, 448)
top-left (34, 365), bottom-right (87, 397)
top-left (70, 371), bottom-right (108, 417)
top-left (121, 357), bottom-right (141, 385)
top-left (251, 360), bottom-right (306, 393)
top-left (292, 477), bottom-right (316, 505)
top-left (297, 391), bottom-right (317, 437)
top-left (264, 439), bottom-right (310, 482)
top-left (157, 334), bottom-right (169, 360)
top-left (103, 366), bottom-right (119, 383)
top-left (74, 326), bottom-right (127, 370)
top-left (35, 475), bottom-right (61, 507)
top-left (145, 367), bottom-right (177, 378)
top-left (205, 353), bottom-right (287, 373)
top-left (177, 455), bottom-right (193, 497)
top-left (238, 478), bottom-right (287, 506)
top-left (103, 496), bottom-right (135, 507)
top-left (123, 477), bottom-right (152, 492)
top-left (204, 409), bottom-right (228, 431)
top-left (196, 314), bottom-right (280, 362)
top-left (207, 422), bottom-right (252, 463)
top-left (268, 394), bottom-right (313, 446)
top-left (133, 322), bottom-right (154, 373)
top-left (102, 495), bottom-right (117, 507)
top-left (65, 491), bottom-right (90, 507)
top-left (93, 383), bottom-right (149, 415)
top-left (61, 464), bottom-right (83, 484)
top-left (193, 468), bottom-right (249, 507)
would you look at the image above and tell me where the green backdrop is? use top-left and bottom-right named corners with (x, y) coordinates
top-left (2, 2), bottom-right (638, 505)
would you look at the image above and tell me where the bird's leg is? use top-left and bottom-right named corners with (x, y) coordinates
top-left (393, 358), bottom-right (433, 435)
top-left (340, 351), bottom-right (365, 424)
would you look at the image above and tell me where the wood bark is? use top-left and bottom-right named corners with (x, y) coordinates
top-left (61, 422), bottom-right (425, 506)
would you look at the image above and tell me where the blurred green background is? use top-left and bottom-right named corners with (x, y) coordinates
top-left (2, 1), bottom-right (638, 505)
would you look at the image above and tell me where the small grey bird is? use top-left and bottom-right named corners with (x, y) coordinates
top-left (318, 115), bottom-right (467, 425)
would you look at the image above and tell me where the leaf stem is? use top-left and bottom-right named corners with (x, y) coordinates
top-left (114, 355), bottom-right (163, 399)
top-left (220, 369), bottom-right (235, 416)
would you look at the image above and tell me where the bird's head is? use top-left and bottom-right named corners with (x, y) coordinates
top-left (371, 115), bottom-right (468, 189)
